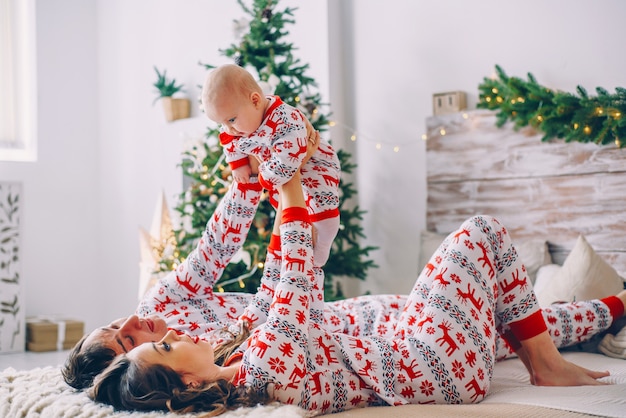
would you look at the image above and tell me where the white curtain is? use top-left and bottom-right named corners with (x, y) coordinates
top-left (0, 0), bottom-right (36, 161)
top-left (0, 0), bottom-right (16, 147)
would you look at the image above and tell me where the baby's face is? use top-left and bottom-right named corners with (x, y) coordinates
top-left (207, 92), bottom-right (264, 137)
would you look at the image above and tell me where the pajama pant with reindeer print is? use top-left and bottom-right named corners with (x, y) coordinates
top-left (219, 95), bottom-right (341, 266)
top-left (138, 179), bottom-right (622, 364)
top-left (235, 214), bottom-right (624, 414)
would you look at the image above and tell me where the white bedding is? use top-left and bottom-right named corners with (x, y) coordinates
top-left (1, 351), bottom-right (625, 418)
top-left (485, 352), bottom-right (626, 417)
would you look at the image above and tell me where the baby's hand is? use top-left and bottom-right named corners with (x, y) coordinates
top-left (232, 164), bottom-right (252, 184)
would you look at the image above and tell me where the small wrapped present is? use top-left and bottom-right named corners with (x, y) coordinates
top-left (25, 317), bottom-right (85, 352)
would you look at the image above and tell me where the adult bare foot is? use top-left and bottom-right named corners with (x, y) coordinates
top-left (522, 332), bottom-right (609, 386)
top-left (532, 357), bottom-right (609, 386)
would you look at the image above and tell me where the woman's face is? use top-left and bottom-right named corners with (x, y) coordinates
top-left (82, 314), bottom-right (169, 355)
top-left (127, 330), bottom-right (218, 386)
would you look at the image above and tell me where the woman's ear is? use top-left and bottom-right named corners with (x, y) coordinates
top-left (182, 374), bottom-right (201, 389)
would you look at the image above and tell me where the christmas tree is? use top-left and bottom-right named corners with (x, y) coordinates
top-left (157, 0), bottom-right (376, 300)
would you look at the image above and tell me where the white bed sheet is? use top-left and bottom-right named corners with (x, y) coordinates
top-left (484, 351), bottom-right (626, 417)
top-left (1, 352), bottom-right (625, 418)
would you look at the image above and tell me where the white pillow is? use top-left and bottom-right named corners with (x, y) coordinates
top-left (533, 264), bottom-right (562, 306)
top-left (418, 230), bottom-right (448, 272)
top-left (533, 235), bottom-right (624, 307)
top-left (516, 239), bottom-right (552, 285)
top-left (418, 230), bottom-right (551, 284)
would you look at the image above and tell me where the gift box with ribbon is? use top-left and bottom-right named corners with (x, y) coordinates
top-left (25, 317), bottom-right (85, 352)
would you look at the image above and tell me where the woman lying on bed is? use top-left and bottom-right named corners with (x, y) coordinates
top-left (63, 148), bottom-right (417, 390)
top-left (87, 171), bottom-right (625, 416)
top-left (62, 153), bottom-right (626, 392)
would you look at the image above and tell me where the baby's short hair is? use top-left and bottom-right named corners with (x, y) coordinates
top-left (201, 64), bottom-right (263, 113)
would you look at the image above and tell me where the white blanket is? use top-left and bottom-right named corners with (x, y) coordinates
top-left (1, 352), bottom-right (625, 418)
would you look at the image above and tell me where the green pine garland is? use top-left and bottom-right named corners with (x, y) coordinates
top-left (158, 0), bottom-right (377, 301)
top-left (477, 65), bottom-right (626, 147)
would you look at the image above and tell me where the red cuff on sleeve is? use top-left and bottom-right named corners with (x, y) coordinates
top-left (507, 310), bottom-right (548, 341)
top-left (229, 158), bottom-right (250, 170)
top-left (281, 207), bottom-right (310, 224)
top-left (601, 295), bottom-right (625, 321)
top-left (268, 234), bottom-right (281, 252)
top-left (235, 181), bottom-right (263, 192)
top-left (309, 208), bottom-right (340, 223)
top-left (219, 132), bottom-right (238, 145)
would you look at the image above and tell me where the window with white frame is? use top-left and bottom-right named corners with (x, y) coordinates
top-left (0, 0), bottom-right (37, 162)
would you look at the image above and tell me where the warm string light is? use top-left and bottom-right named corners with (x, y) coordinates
top-left (215, 244), bottom-right (262, 292)
top-left (329, 121), bottom-right (421, 153)
top-left (216, 266), bottom-right (258, 292)
top-left (478, 66), bottom-right (625, 148)
top-left (421, 113), bottom-right (472, 141)
top-left (206, 154), bottom-right (229, 187)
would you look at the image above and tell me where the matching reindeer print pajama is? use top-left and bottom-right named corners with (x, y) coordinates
top-left (138, 177), bottom-right (624, 414)
top-left (219, 95), bottom-right (341, 266)
top-left (236, 213), bottom-right (623, 413)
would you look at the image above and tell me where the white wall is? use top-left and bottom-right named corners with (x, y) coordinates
top-left (0, 0), bottom-right (101, 329)
top-left (0, 0), bottom-right (328, 333)
top-left (334, 0), bottom-right (626, 296)
top-left (1, 0), bottom-right (624, 334)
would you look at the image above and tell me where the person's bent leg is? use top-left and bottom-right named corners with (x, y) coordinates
top-left (496, 292), bottom-right (626, 362)
top-left (238, 200), bottom-right (283, 329)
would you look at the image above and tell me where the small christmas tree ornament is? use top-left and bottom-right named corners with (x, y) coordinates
top-left (261, 7), bottom-right (272, 21)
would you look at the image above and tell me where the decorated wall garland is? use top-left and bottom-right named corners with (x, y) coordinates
top-left (477, 65), bottom-right (626, 148)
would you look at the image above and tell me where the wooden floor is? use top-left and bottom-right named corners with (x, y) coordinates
top-left (0, 349), bottom-right (70, 371)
